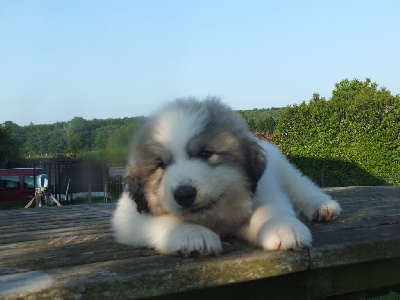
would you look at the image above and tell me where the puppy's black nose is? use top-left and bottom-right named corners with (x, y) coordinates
top-left (173, 185), bottom-right (197, 207)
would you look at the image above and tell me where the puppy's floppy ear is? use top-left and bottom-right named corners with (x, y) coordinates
top-left (124, 166), bottom-right (149, 214)
top-left (243, 139), bottom-right (266, 193)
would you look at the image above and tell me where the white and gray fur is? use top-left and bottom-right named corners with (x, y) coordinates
top-left (112, 98), bottom-right (341, 257)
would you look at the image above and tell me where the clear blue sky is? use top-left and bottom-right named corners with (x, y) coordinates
top-left (1, 0), bottom-right (399, 126)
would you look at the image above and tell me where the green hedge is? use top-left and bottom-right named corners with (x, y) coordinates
top-left (273, 78), bottom-right (400, 186)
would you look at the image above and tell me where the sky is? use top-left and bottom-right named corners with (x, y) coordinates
top-left (1, 0), bottom-right (399, 126)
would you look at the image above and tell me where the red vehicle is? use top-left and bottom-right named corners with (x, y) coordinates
top-left (0, 168), bottom-right (44, 202)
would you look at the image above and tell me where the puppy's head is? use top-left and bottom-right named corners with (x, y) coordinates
top-left (125, 98), bottom-right (266, 232)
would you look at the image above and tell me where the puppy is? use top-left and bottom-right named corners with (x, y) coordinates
top-left (112, 98), bottom-right (341, 257)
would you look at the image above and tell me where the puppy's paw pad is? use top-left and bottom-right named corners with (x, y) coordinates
top-left (312, 200), bottom-right (341, 222)
top-left (259, 219), bottom-right (312, 251)
top-left (301, 198), bottom-right (341, 222)
top-left (166, 225), bottom-right (222, 257)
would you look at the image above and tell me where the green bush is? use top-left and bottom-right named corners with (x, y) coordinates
top-left (273, 78), bottom-right (400, 186)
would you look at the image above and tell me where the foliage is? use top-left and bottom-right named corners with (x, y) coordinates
top-left (238, 107), bottom-right (285, 133)
top-left (0, 116), bottom-right (146, 166)
top-left (2, 78), bottom-right (399, 187)
top-left (1, 108), bottom-right (281, 165)
top-left (0, 122), bottom-right (23, 166)
top-left (274, 78), bottom-right (400, 185)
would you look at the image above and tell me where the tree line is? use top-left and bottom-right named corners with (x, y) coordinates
top-left (0, 116), bottom-right (146, 165)
top-left (0, 105), bottom-right (283, 166)
top-left (238, 107), bottom-right (285, 133)
top-left (1, 78), bottom-right (399, 186)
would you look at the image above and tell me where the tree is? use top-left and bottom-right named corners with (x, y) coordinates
top-left (0, 122), bottom-right (23, 165)
top-left (256, 117), bottom-right (276, 133)
top-left (48, 123), bottom-right (67, 154)
top-left (65, 117), bottom-right (92, 154)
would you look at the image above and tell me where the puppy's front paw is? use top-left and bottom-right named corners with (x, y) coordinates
top-left (300, 198), bottom-right (341, 222)
top-left (163, 224), bottom-right (222, 257)
top-left (258, 218), bottom-right (312, 251)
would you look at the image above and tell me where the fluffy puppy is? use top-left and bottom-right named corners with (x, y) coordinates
top-left (112, 98), bottom-right (341, 257)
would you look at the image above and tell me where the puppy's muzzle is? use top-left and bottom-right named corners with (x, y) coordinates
top-left (173, 185), bottom-right (197, 207)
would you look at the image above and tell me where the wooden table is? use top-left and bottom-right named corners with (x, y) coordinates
top-left (1, 186), bottom-right (399, 299)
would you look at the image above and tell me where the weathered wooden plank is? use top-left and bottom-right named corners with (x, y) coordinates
top-left (0, 186), bottom-right (399, 299)
top-left (0, 223), bottom-right (111, 245)
top-left (0, 249), bottom-right (310, 299)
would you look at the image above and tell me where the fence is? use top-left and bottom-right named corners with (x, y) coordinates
top-left (52, 164), bottom-right (399, 205)
top-left (106, 177), bottom-right (125, 201)
top-left (104, 168), bottom-right (398, 203)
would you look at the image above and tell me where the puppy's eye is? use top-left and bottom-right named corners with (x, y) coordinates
top-left (198, 150), bottom-right (213, 160)
top-left (157, 161), bottom-right (167, 170)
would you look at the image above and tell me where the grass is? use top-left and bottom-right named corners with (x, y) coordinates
top-left (368, 292), bottom-right (400, 300)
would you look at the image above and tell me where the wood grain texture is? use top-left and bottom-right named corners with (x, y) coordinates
top-left (0, 186), bottom-right (399, 299)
